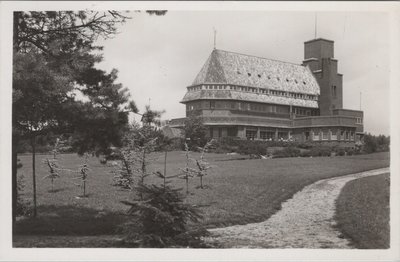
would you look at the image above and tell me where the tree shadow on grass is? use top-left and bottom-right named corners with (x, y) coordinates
top-left (14, 205), bottom-right (128, 236)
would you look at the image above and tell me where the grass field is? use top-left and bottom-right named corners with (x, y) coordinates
top-left (335, 173), bottom-right (390, 249)
top-left (14, 151), bottom-right (390, 246)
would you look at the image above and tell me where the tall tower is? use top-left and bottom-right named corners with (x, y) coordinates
top-left (302, 38), bottom-right (343, 115)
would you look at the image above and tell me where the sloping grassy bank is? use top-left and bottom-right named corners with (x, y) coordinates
top-left (335, 173), bottom-right (390, 249)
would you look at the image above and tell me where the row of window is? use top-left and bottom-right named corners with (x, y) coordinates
top-left (312, 130), bottom-right (354, 141)
top-left (236, 70), bottom-right (308, 86)
top-left (187, 84), bottom-right (318, 101)
top-left (186, 101), bottom-right (319, 116)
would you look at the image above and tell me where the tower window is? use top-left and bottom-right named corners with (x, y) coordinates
top-left (332, 85), bottom-right (337, 98)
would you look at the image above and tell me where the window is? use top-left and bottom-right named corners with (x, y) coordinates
top-left (356, 117), bottom-right (363, 124)
top-left (331, 85), bottom-right (337, 98)
top-left (313, 132), bottom-right (320, 140)
top-left (230, 102), bottom-right (236, 109)
top-left (210, 101), bottom-right (215, 109)
top-left (248, 73), bottom-right (251, 76)
top-left (246, 130), bottom-right (257, 140)
top-left (322, 130), bottom-right (329, 140)
top-left (209, 127), bottom-right (214, 138)
top-left (278, 132), bottom-right (288, 140)
top-left (257, 74), bottom-right (261, 78)
top-left (331, 131), bottom-right (338, 140)
top-left (340, 130), bottom-right (345, 140)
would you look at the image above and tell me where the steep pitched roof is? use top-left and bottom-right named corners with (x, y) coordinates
top-left (192, 49), bottom-right (320, 95)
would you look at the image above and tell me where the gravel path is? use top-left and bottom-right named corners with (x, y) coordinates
top-left (204, 167), bottom-right (389, 248)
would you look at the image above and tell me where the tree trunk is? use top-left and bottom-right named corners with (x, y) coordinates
top-left (163, 151), bottom-right (167, 189)
top-left (83, 180), bottom-right (86, 197)
top-left (31, 135), bottom-right (37, 217)
top-left (185, 174), bottom-right (189, 195)
top-left (12, 142), bottom-right (18, 228)
top-left (200, 176), bottom-right (203, 189)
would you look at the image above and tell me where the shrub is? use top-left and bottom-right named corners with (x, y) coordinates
top-left (335, 147), bottom-right (346, 156)
top-left (238, 142), bottom-right (267, 157)
top-left (120, 184), bottom-right (205, 248)
top-left (300, 150), bottom-right (311, 157)
top-left (346, 148), bottom-right (355, 156)
top-left (309, 146), bottom-right (332, 157)
top-left (274, 147), bottom-right (301, 158)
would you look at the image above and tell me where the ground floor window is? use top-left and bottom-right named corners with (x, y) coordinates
top-left (331, 131), bottom-right (338, 140)
top-left (322, 130), bottom-right (329, 140)
top-left (345, 131), bottom-right (350, 140)
top-left (313, 132), bottom-right (320, 140)
top-left (246, 130), bottom-right (257, 140)
top-left (278, 132), bottom-right (288, 140)
top-left (341, 131), bottom-right (346, 140)
top-left (260, 131), bottom-right (275, 140)
top-left (304, 132), bottom-right (310, 141)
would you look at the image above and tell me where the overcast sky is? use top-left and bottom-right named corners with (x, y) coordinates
top-left (96, 11), bottom-right (390, 136)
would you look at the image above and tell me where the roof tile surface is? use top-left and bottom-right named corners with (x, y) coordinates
top-left (192, 49), bottom-right (320, 95)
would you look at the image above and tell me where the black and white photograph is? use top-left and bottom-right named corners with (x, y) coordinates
top-left (0, 1), bottom-right (399, 261)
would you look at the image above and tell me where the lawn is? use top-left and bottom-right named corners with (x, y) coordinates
top-left (14, 151), bottom-right (390, 246)
top-left (334, 173), bottom-right (390, 249)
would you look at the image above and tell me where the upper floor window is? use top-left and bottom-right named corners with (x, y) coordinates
top-left (356, 117), bottom-right (363, 124)
top-left (331, 85), bottom-right (337, 98)
top-left (210, 101), bottom-right (215, 109)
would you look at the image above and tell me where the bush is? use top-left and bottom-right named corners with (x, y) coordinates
top-left (274, 147), bottom-right (301, 158)
top-left (119, 184), bottom-right (206, 248)
top-left (335, 147), bottom-right (346, 156)
top-left (309, 146), bottom-right (332, 157)
top-left (346, 148), bottom-right (355, 156)
top-left (300, 150), bottom-right (311, 157)
top-left (238, 142), bottom-right (267, 157)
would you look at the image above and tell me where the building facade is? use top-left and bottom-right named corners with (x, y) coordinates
top-left (169, 38), bottom-right (364, 146)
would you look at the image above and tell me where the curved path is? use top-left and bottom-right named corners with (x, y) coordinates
top-left (204, 167), bottom-right (389, 248)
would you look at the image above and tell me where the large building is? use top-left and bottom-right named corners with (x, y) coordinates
top-left (169, 38), bottom-right (364, 146)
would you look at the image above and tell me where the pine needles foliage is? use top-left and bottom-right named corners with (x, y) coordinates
top-left (119, 184), bottom-right (206, 248)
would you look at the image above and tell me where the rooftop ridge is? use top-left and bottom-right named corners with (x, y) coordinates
top-left (214, 49), bottom-right (305, 67)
